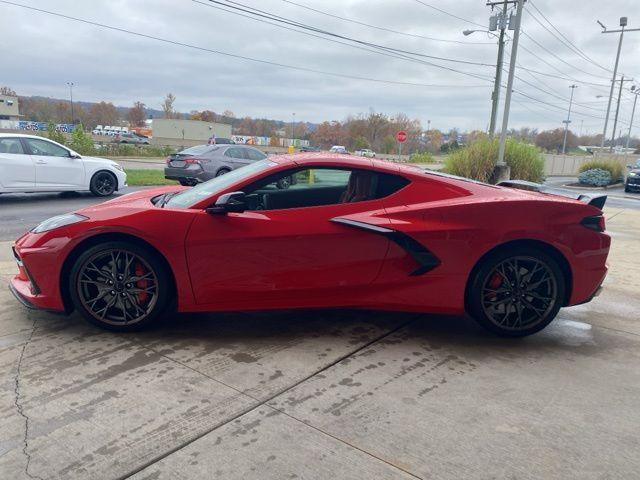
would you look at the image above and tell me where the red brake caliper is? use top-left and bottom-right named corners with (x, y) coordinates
top-left (486, 272), bottom-right (503, 300)
top-left (135, 262), bottom-right (149, 304)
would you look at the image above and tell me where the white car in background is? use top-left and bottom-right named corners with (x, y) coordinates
top-left (329, 145), bottom-right (348, 154)
top-left (0, 134), bottom-right (127, 196)
top-left (355, 148), bottom-right (376, 158)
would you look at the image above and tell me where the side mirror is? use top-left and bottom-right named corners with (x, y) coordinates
top-left (69, 151), bottom-right (82, 159)
top-left (206, 191), bottom-right (246, 214)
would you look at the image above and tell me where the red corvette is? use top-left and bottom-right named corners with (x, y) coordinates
top-left (10, 154), bottom-right (610, 336)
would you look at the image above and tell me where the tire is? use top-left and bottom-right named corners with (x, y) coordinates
top-left (625, 186), bottom-right (630, 193)
top-left (216, 168), bottom-right (231, 177)
top-left (69, 241), bottom-right (171, 331)
top-left (90, 171), bottom-right (117, 197)
top-left (467, 246), bottom-right (565, 337)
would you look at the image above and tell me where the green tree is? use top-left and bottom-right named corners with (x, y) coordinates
top-left (47, 122), bottom-right (66, 145)
top-left (353, 136), bottom-right (369, 150)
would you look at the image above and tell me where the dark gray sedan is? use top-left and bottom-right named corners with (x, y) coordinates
top-left (165, 144), bottom-right (268, 186)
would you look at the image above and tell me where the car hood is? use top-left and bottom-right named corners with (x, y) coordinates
top-left (76, 185), bottom-right (186, 217)
top-left (80, 156), bottom-right (124, 168)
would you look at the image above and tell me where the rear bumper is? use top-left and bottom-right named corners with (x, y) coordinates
top-left (164, 167), bottom-right (210, 183)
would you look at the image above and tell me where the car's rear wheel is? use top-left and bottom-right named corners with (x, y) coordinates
top-left (216, 168), bottom-right (231, 177)
top-left (69, 241), bottom-right (171, 331)
top-left (467, 247), bottom-right (565, 337)
top-left (90, 171), bottom-right (117, 196)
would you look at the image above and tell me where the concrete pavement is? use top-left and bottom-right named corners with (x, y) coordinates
top-left (0, 208), bottom-right (639, 479)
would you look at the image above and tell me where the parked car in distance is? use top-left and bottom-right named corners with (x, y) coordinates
top-left (625, 160), bottom-right (640, 192)
top-left (164, 144), bottom-right (269, 186)
top-left (355, 148), bottom-right (376, 158)
top-left (300, 145), bottom-right (321, 152)
top-left (114, 132), bottom-right (150, 145)
top-left (0, 133), bottom-right (126, 196)
top-left (329, 145), bottom-right (348, 154)
top-left (210, 137), bottom-right (235, 145)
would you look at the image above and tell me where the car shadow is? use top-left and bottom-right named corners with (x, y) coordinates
top-left (28, 307), bottom-right (604, 361)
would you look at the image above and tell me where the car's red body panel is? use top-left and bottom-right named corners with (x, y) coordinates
top-left (11, 154), bottom-right (610, 317)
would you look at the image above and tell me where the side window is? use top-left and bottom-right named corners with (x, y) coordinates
top-left (0, 137), bottom-right (25, 155)
top-left (246, 148), bottom-right (267, 161)
top-left (25, 138), bottom-right (69, 157)
top-left (225, 147), bottom-right (247, 159)
top-left (241, 168), bottom-right (407, 211)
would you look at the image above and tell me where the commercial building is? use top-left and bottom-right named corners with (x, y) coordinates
top-left (151, 119), bottom-right (232, 147)
top-left (0, 94), bottom-right (20, 121)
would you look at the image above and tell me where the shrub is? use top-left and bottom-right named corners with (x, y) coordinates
top-left (579, 168), bottom-right (612, 187)
top-left (409, 152), bottom-right (435, 164)
top-left (69, 124), bottom-right (96, 155)
top-left (443, 138), bottom-right (544, 183)
top-left (94, 143), bottom-right (175, 157)
top-left (578, 158), bottom-right (623, 182)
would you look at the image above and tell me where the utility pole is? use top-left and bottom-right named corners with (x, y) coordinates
top-left (626, 85), bottom-right (639, 153)
top-left (495, 0), bottom-right (524, 182)
top-left (291, 112), bottom-right (295, 146)
top-left (597, 17), bottom-right (640, 151)
top-left (562, 85), bottom-right (578, 154)
top-left (66, 82), bottom-right (74, 124)
top-left (489, 3), bottom-right (508, 137)
top-left (611, 76), bottom-right (632, 151)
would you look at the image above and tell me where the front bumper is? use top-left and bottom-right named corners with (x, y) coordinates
top-left (625, 178), bottom-right (640, 191)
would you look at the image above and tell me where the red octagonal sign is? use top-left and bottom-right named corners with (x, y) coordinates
top-left (396, 130), bottom-right (407, 143)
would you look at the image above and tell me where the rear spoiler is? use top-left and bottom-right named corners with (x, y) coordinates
top-left (497, 180), bottom-right (607, 210)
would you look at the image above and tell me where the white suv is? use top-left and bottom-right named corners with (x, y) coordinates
top-left (0, 134), bottom-right (127, 196)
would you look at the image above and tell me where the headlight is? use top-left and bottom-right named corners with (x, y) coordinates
top-left (112, 163), bottom-right (124, 172)
top-left (32, 214), bottom-right (88, 233)
top-left (629, 172), bottom-right (638, 177)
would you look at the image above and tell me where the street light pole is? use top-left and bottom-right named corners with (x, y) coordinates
top-left (562, 85), bottom-right (578, 154)
top-left (291, 112), bottom-right (295, 146)
top-left (496, 0), bottom-right (524, 182)
top-left (66, 81), bottom-right (74, 124)
top-left (626, 86), bottom-right (639, 153)
top-left (597, 17), bottom-right (640, 150)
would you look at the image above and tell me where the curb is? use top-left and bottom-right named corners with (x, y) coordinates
top-left (560, 183), bottom-right (624, 191)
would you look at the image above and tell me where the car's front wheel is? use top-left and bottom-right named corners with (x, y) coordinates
top-left (90, 171), bottom-right (117, 196)
top-left (467, 247), bottom-right (565, 337)
top-left (69, 241), bottom-right (171, 331)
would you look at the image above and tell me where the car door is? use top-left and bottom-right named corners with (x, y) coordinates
top-left (0, 137), bottom-right (35, 190)
top-left (184, 166), bottom-right (391, 308)
top-left (23, 137), bottom-right (85, 189)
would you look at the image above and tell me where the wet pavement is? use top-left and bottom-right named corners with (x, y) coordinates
top-left (0, 207), bottom-right (639, 479)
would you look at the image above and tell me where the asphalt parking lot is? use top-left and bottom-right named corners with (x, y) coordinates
top-left (1, 189), bottom-right (640, 479)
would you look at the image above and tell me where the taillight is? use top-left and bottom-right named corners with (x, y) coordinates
top-left (166, 156), bottom-right (172, 165)
top-left (581, 215), bottom-right (605, 232)
top-left (183, 157), bottom-right (209, 165)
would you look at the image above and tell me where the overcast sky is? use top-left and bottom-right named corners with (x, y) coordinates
top-left (1, 0), bottom-right (639, 134)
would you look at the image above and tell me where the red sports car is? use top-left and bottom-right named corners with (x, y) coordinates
top-left (10, 154), bottom-right (610, 336)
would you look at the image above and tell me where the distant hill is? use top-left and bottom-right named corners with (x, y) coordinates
top-left (18, 95), bottom-right (318, 133)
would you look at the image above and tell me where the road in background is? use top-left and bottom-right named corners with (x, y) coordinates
top-left (0, 187), bottom-right (148, 241)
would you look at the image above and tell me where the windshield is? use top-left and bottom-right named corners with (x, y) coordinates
top-left (165, 159), bottom-right (276, 209)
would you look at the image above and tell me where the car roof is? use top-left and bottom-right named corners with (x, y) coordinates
top-left (273, 152), bottom-right (399, 172)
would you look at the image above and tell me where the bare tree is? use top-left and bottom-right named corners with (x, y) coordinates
top-left (162, 93), bottom-right (177, 119)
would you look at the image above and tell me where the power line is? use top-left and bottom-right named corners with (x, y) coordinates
top-left (275, 0), bottom-right (494, 45)
top-left (198, 1), bottom-right (495, 68)
top-left (520, 29), bottom-right (611, 81)
top-left (0, 0), bottom-right (489, 90)
top-left (526, 0), bottom-right (613, 74)
top-left (411, 0), bottom-right (486, 29)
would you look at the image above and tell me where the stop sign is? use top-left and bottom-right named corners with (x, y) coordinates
top-left (396, 130), bottom-right (407, 143)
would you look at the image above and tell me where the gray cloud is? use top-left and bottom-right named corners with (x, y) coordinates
top-left (1, 0), bottom-right (639, 134)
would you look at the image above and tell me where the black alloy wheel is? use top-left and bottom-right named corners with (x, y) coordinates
top-left (468, 248), bottom-right (565, 337)
top-left (90, 171), bottom-right (117, 196)
top-left (70, 242), bottom-right (170, 331)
